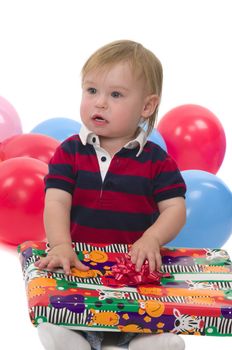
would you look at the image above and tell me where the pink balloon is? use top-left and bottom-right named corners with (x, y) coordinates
top-left (0, 96), bottom-right (22, 142)
top-left (157, 104), bottom-right (226, 174)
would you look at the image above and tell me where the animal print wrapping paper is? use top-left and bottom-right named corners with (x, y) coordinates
top-left (18, 241), bottom-right (232, 336)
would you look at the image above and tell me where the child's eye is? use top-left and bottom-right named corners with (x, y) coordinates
top-left (111, 91), bottom-right (122, 98)
top-left (87, 87), bottom-right (97, 94)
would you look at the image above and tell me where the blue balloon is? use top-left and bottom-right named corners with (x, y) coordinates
top-left (31, 118), bottom-right (81, 142)
top-left (168, 170), bottom-right (232, 248)
top-left (148, 129), bottom-right (167, 151)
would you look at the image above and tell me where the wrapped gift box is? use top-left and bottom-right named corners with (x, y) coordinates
top-left (18, 241), bottom-right (232, 336)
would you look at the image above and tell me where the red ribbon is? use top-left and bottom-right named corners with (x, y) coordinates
top-left (109, 254), bottom-right (171, 287)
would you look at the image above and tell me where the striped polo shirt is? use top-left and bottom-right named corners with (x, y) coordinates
top-left (45, 127), bottom-right (186, 244)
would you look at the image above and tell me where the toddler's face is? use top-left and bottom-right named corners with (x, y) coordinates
top-left (80, 62), bottom-right (149, 143)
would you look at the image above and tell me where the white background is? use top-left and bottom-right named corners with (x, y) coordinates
top-left (0, 1), bottom-right (231, 349)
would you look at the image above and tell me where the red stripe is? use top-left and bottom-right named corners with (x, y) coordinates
top-left (70, 223), bottom-right (143, 244)
top-left (46, 174), bottom-right (75, 184)
top-left (50, 148), bottom-right (76, 166)
top-left (109, 157), bottom-right (152, 177)
top-left (72, 188), bottom-right (157, 214)
top-left (77, 153), bottom-right (100, 172)
top-left (154, 183), bottom-right (186, 195)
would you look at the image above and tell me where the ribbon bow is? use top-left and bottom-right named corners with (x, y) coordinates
top-left (110, 254), bottom-right (171, 287)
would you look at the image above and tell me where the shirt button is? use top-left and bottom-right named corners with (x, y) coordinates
top-left (101, 156), bottom-right (107, 162)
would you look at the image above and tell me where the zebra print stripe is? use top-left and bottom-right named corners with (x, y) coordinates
top-left (161, 265), bottom-right (202, 273)
top-left (202, 316), bottom-right (232, 335)
top-left (74, 242), bottom-right (129, 254)
top-left (33, 306), bottom-right (89, 326)
top-left (216, 281), bottom-right (232, 289)
top-left (160, 296), bottom-right (186, 303)
top-left (22, 256), bottom-right (38, 274)
top-left (129, 291), bottom-right (146, 300)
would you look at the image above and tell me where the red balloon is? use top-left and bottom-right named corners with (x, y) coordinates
top-left (157, 104), bottom-right (226, 174)
top-left (0, 133), bottom-right (60, 164)
top-left (0, 157), bottom-right (47, 246)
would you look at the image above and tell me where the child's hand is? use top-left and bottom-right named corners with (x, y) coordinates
top-left (129, 233), bottom-right (162, 273)
top-left (34, 243), bottom-right (89, 275)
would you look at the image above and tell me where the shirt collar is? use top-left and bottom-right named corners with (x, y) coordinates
top-left (79, 124), bottom-right (147, 157)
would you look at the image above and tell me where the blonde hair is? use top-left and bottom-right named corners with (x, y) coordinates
top-left (81, 40), bottom-right (163, 136)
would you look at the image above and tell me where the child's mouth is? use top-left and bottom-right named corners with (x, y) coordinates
top-left (92, 115), bottom-right (108, 123)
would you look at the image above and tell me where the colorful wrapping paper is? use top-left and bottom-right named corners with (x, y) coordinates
top-left (18, 241), bottom-right (232, 336)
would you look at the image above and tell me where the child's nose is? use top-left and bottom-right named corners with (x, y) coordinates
top-left (95, 94), bottom-right (107, 109)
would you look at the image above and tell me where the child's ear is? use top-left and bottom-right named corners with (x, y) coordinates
top-left (141, 94), bottom-right (159, 119)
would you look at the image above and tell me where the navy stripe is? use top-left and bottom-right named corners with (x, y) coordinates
top-left (48, 163), bottom-right (74, 178)
top-left (71, 206), bottom-right (159, 231)
top-left (153, 170), bottom-right (185, 191)
top-left (61, 138), bottom-right (96, 156)
top-left (104, 173), bottom-right (152, 195)
top-left (75, 170), bottom-right (102, 190)
top-left (75, 170), bottom-right (152, 196)
top-left (155, 187), bottom-right (186, 202)
top-left (117, 142), bottom-right (167, 163)
top-left (45, 178), bottom-right (74, 194)
top-left (143, 143), bottom-right (168, 162)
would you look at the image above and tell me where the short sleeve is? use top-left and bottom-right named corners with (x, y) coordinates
top-left (152, 151), bottom-right (186, 202)
top-left (44, 137), bottom-right (78, 194)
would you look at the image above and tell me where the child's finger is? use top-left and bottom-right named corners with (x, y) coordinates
top-left (155, 252), bottom-right (162, 271)
top-left (129, 247), bottom-right (138, 265)
top-left (46, 257), bottom-right (60, 270)
top-left (147, 252), bottom-right (156, 272)
top-left (35, 256), bottom-right (50, 269)
top-left (34, 259), bottom-right (41, 267)
top-left (61, 258), bottom-right (71, 275)
top-left (135, 252), bottom-right (145, 272)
